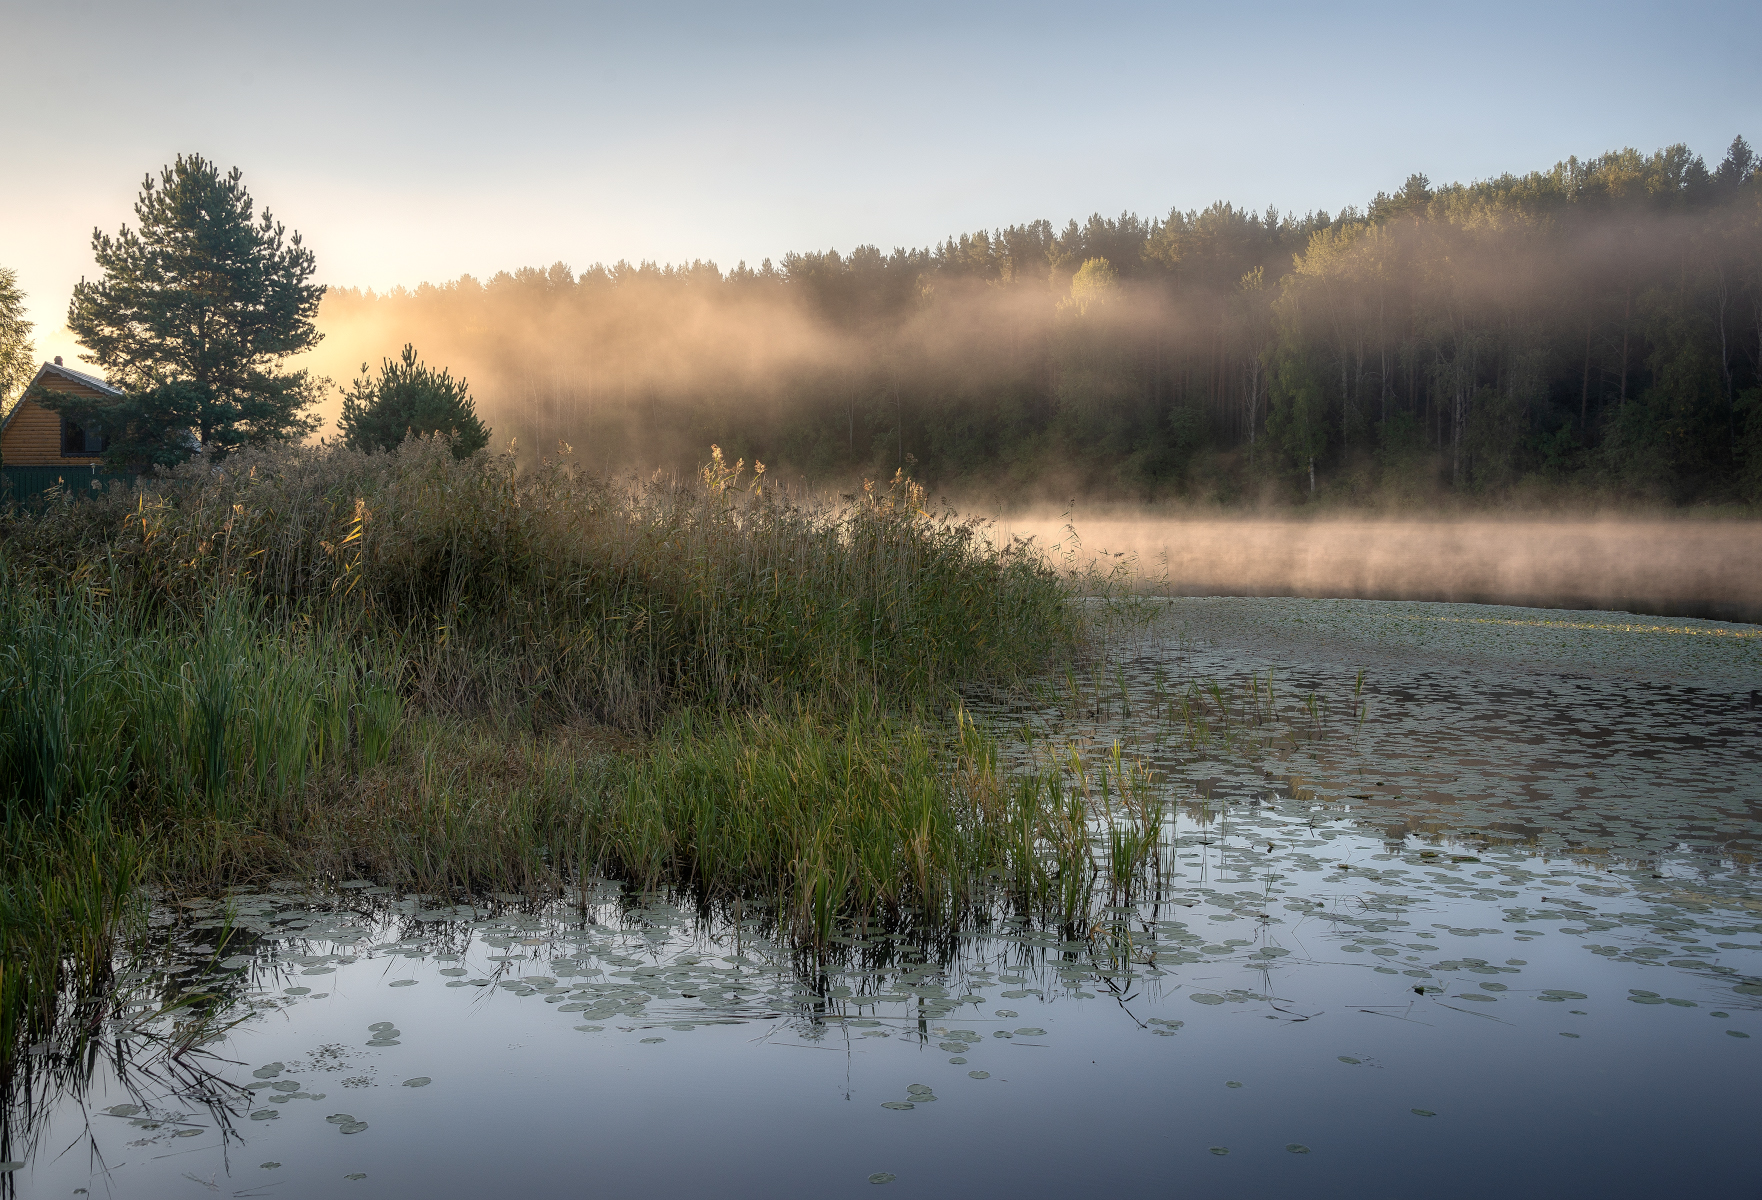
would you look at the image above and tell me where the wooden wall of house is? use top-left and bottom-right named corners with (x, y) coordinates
top-left (0, 394), bottom-right (105, 467)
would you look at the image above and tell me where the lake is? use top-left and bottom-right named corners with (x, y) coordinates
top-left (5, 597), bottom-right (1757, 1199)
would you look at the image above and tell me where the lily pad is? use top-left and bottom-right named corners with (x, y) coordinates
top-left (388, 979), bottom-right (418, 988)
top-left (1190, 994), bottom-right (1226, 1005)
top-left (968, 1071), bottom-right (989, 1079)
top-left (340, 1121), bottom-right (369, 1135)
top-left (1411, 1108), bottom-right (1436, 1117)
top-left (249, 1109), bottom-right (279, 1121)
top-left (1286, 1143), bottom-right (1311, 1154)
top-left (869, 1173), bottom-right (896, 1184)
top-left (1209, 1146), bottom-right (1229, 1156)
top-left (402, 1077), bottom-right (432, 1087)
top-left (880, 1101), bottom-right (915, 1110)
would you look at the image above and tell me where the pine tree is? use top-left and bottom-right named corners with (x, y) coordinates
top-left (337, 344), bottom-right (490, 458)
top-left (0, 266), bottom-right (33, 411)
top-left (64, 154), bottom-right (324, 460)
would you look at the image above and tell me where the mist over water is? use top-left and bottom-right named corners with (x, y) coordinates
top-left (988, 513), bottom-right (1762, 624)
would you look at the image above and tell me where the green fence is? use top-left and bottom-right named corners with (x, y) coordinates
top-left (1, 464), bottom-right (136, 505)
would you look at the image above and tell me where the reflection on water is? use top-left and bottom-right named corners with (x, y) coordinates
top-left (4, 599), bottom-right (1758, 1199)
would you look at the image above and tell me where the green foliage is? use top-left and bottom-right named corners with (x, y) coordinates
top-left (600, 707), bottom-right (1095, 940)
top-left (0, 265), bottom-right (33, 414)
top-left (0, 580), bottom-right (397, 1066)
top-left (1267, 350), bottom-right (1329, 487)
top-left (338, 344), bottom-right (490, 458)
top-left (0, 583), bottom-right (399, 826)
top-left (64, 153), bottom-right (323, 459)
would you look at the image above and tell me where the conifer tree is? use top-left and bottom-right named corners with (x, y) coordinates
top-left (63, 154), bottom-right (324, 460)
top-left (337, 344), bottom-right (490, 458)
top-left (0, 266), bottom-right (33, 411)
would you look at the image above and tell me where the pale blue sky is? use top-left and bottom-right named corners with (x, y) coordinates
top-left (3, 0), bottom-right (1757, 367)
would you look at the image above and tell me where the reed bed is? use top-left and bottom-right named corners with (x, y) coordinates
top-left (0, 439), bottom-right (1086, 1074)
top-left (5, 438), bottom-right (1075, 724)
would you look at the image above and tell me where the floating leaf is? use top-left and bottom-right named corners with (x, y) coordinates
top-left (1209, 1146), bottom-right (1229, 1156)
top-left (1337, 1057), bottom-right (1361, 1065)
top-left (249, 1110), bottom-right (279, 1121)
top-left (868, 1173), bottom-right (896, 1184)
top-left (968, 1071), bottom-right (989, 1079)
top-left (1286, 1144), bottom-right (1310, 1154)
top-left (402, 1077), bottom-right (432, 1088)
top-left (389, 980), bottom-right (418, 988)
top-left (1411, 1109), bottom-right (1436, 1117)
top-left (640, 1037), bottom-right (665, 1044)
top-left (880, 1102), bottom-right (915, 1110)
top-left (340, 1121), bottom-right (368, 1135)
top-left (1225, 1081), bottom-right (1243, 1088)
top-left (1190, 994), bottom-right (1226, 1005)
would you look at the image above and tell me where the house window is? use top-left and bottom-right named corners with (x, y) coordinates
top-left (61, 415), bottom-right (107, 456)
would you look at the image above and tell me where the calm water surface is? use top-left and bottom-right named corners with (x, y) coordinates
top-left (6, 598), bottom-right (1759, 1199)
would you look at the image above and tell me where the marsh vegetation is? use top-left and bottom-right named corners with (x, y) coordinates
top-left (0, 437), bottom-right (1091, 1075)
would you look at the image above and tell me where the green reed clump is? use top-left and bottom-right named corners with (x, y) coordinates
top-left (597, 707), bottom-right (1100, 940)
top-left (0, 820), bottom-right (142, 1070)
top-left (0, 578), bottom-right (400, 1069)
top-left (0, 580), bottom-right (400, 825)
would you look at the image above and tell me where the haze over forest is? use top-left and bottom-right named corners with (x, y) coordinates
top-left (304, 137), bottom-right (1762, 509)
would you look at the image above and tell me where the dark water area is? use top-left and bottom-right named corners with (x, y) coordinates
top-left (5, 599), bottom-right (1758, 1199)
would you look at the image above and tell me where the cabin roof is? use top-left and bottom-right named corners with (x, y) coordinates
top-left (1, 360), bottom-right (124, 435)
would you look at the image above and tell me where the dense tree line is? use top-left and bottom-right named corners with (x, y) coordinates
top-left (316, 137), bottom-right (1762, 505)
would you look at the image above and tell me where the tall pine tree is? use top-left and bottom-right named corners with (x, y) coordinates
top-left (64, 154), bottom-right (324, 461)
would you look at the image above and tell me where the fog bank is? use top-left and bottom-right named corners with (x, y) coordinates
top-left (990, 515), bottom-right (1762, 624)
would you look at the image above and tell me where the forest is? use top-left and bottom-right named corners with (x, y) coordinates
top-left (313, 137), bottom-right (1762, 507)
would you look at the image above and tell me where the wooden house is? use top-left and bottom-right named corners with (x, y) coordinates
top-left (0, 357), bottom-right (122, 466)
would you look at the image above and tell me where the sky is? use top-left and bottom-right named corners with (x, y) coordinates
top-left (2, 0), bottom-right (1758, 371)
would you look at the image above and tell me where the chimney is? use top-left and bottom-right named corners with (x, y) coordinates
top-left (54, 356), bottom-right (62, 366)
